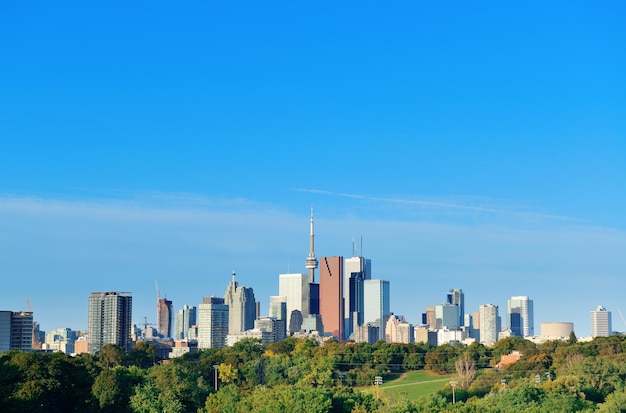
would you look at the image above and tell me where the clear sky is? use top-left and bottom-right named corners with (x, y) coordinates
top-left (1, 1), bottom-right (625, 338)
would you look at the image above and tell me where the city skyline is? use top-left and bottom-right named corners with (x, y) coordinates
top-left (1, 2), bottom-right (625, 338)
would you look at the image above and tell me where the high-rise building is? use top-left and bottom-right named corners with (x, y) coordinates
top-left (174, 305), bottom-right (197, 340)
top-left (0, 311), bottom-right (11, 353)
top-left (88, 292), bottom-right (133, 354)
top-left (255, 317), bottom-right (286, 342)
top-left (45, 327), bottom-right (75, 354)
top-left (591, 306), bottom-right (612, 338)
top-left (435, 303), bottom-right (460, 330)
top-left (363, 279), bottom-right (390, 342)
top-left (197, 297), bottom-right (229, 349)
top-left (305, 207), bottom-right (319, 284)
top-left (343, 251), bottom-right (371, 340)
top-left (269, 296), bottom-right (287, 338)
top-left (447, 288), bottom-right (464, 328)
top-left (224, 272), bottom-right (256, 334)
top-left (279, 273), bottom-right (310, 320)
top-left (424, 306), bottom-right (436, 329)
top-left (157, 298), bottom-right (173, 338)
top-left (319, 256), bottom-right (344, 339)
top-left (385, 314), bottom-right (413, 344)
top-left (479, 304), bottom-right (499, 345)
top-left (0, 311), bottom-right (34, 353)
top-left (507, 296), bottom-right (534, 337)
top-left (309, 282), bottom-right (320, 315)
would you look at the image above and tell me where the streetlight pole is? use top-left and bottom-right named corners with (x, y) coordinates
top-left (213, 365), bottom-right (219, 391)
top-left (449, 380), bottom-right (458, 404)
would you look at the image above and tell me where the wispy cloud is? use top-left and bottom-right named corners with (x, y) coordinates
top-left (293, 188), bottom-right (579, 222)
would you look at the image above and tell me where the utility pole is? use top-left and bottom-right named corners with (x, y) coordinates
top-left (374, 376), bottom-right (383, 399)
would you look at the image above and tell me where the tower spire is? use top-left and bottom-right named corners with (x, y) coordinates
top-left (305, 206), bottom-right (319, 283)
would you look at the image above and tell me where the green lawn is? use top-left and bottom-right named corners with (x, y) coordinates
top-left (371, 371), bottom-right (453, 402)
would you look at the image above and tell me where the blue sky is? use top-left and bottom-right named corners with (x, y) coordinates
top-left (1, 1), bottom-right (625, 337)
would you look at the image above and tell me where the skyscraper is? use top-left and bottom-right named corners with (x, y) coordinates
top-left (278, 273), bottom-right (310, 320)
top-left (343, 250), bottom-right (371, 340)
top-left (435, 303), bottom-right (460, 330)
top-left (363, 279), bottom-right (390, 342)
top-left (88, 292), bottom-right (133, 354)
top-left (0, 311), bottom-right (34, 353)
top-left (479, 303), bottom-right (499, 345)
top-left (269, 296), bottom-right (287, 338)
top-left (591, 306), bottom-right (612, 338)
top-left (224, 272), bottom-right (256, 334)
top-left (174, 305), bottom-right (197, 340)
top-left (319, 256), bottom-right (343, 339)
top-left (446, 288), bottom-right (464, 328)
top-left (197, 297), bottom-right (229, 349)
top-left (305, 207), bottom-right (319, 283)
top-left (507, 296), bottom-right (534, 337)
top-left (157, 298), bottom-right (173, 338)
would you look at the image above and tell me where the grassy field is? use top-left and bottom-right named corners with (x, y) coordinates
top-left (368, 371), bottom-right (453, 402)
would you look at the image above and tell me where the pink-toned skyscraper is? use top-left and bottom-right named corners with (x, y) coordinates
top-left (319, 256), bottom-right (343, 340)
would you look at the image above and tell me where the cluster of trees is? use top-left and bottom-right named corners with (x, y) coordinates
top-left (1, 334), bottom-right (626, 412)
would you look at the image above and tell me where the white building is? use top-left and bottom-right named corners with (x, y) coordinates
top-left (479, 304), bottom-right (500, 345)
top-left (197, 297), bottom-right (229, 349)
top-left (343, 255), bottom-right (372, 340)
top-left (385, 314), bottom-right (413, 344)
top-left (278, 273), bottom-right (310, 319)
top-left (591, 306), bottom-right (612, 338)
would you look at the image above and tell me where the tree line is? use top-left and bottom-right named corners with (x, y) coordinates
top-left (1, 334), bottom-right (626, 412)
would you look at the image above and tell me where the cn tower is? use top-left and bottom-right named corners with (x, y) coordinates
top-left (305, 206), bottom-right (319, 283)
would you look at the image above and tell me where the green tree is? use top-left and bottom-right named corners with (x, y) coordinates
top-left (98, 344), bottom-right (126, 369)
top-left (125, 341), bottom-right (158, 369)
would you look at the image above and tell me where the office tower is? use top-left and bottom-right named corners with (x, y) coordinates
top-left (479, 304), bottom-right (499, 345)
top-left (255, 317), bottom-right (286, 342)
top-left (354, 323), bottom-right (379, 344)
top-left (591, 306), bottom-right (612, 338)
top-left (157, 298), bottom-right (173, 338)
top-left (302, 314), bottom-right (325, 334)
top-left (175, 305), bottom-right (197, 340)
top-left (435, 303), bottom-right (460, 330)
top-left (88, 292), bottom-right (133, 354)
top-left (305, 207), bottom-right (319, 284)
top-left (0, 311), bottom-right (10, 352)
top-left (46, 327), bottom-right (75, 354)
top-left (343, 249), bottom-right (371, 340)
top-left (363, 279), bottom-right (390, 342)
top-left (288, 309), bottom-right (303, 334)
top-left (309, 282), bottom-right (320, 315)
top-left (11, 312), bottom-right (34, 351)
top-left (269, 296), bottom-right (287, 338)
top-left (1, 311), bottom-right (34, 352)
top-left (507, 296), bottom-right (534, 337)
top-left (224, 272), bottom-right (256, 334)
top-left (279, 273), bottom-right (310, 320)
top-left (319, 256), bottom-right (344, 339)
top-left (197, 297), bottom-right (229, 349)
top-left (424, 306), bottom-right (436, 329)
top-left (447, 288), bottom-right (464, 328)
top-left (385, 314), bottom-right (412, 344)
